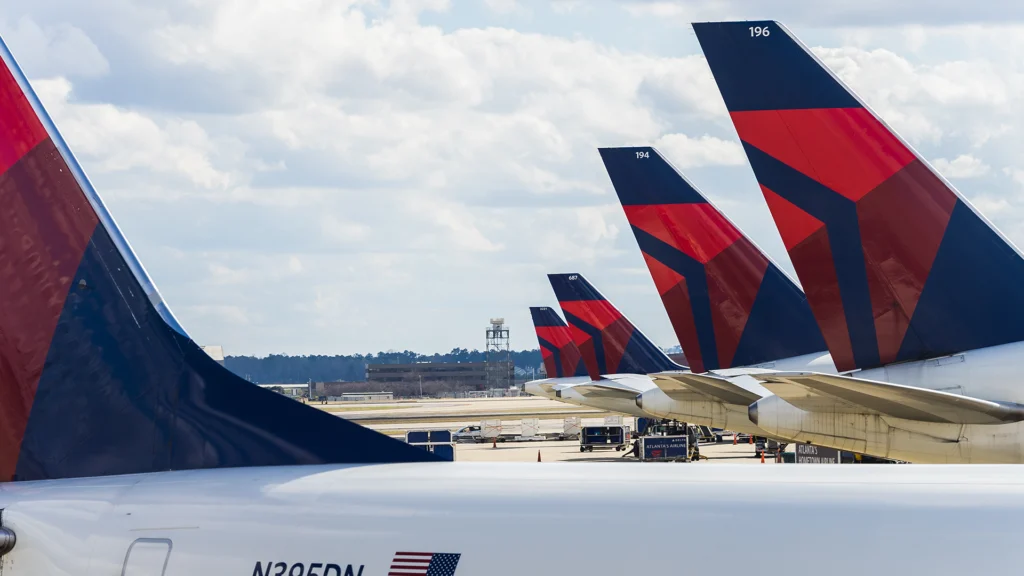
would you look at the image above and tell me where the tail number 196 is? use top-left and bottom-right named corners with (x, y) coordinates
top-left (750, 26), bottom-right (770, 37)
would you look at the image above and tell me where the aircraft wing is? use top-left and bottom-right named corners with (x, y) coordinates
top-left (572, 381), bottom-right (641, 401)
top-left (651, 373), bottom-right (763, 405)
top-left (536, 381), bottom-right (558, 394)
top-left (753, 372), bottom-right (1024, 425)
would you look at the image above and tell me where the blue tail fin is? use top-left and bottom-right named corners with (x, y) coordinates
top-left (548, 273), bottom-right (685, 376)
top-left (529, 307), bottom-right (590, 378)
top-left (0, 35), bottom-right (438, 481)
top-left (694, 20), bottom-right (1024, 371)
top-left (599, 146), bottom-right (825, 373)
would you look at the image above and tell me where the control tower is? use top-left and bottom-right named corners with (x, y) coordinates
top-left (485, 318), bottom-right (512, 389)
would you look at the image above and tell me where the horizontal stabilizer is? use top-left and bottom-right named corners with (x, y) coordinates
top-left (754, 372), bottom-right (1024, 424)
top-left (651, 372), bottom-right (763, 405)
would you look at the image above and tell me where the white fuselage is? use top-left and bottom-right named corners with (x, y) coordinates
top-left (558, 373), bottom-right (656, 417)
top-left (3, 464), bottom-right (1024, 576)
top-left (523, 376), bottom-right (590, 401)
top-left (752, 340), bottom-right (1024, 463)
top-left (637, 352), bottom-right (837, 437)
top-left (525, 374), bottom-right (656, 417)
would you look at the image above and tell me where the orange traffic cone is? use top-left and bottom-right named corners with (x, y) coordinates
top-left (760, 451), bottom-right (765, 464)
top-left (537, 450), bottom-right (542, 462)
top-left (749, 435), bottom-right (753, 444)
top-left (733, 435), bottom-right (737, 445)
top-left (492, 437), bottom-right (497, 449)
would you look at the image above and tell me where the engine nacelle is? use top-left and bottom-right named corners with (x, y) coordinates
top-left (636, 387), bottom-right (766, 436)
top-left (747, 394), bottom-right (978, 463)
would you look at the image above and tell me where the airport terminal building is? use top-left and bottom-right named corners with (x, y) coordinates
top-left (366, 361), bottom-right (512, 390)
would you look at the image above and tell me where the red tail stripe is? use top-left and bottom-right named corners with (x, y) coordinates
top-left (732, 108), bottom-right (915, 203)
top-left (624, 204), bottom-right (740, 264)
top-left (559, 300), bottom-right (622, 331)
top-left (704, 239), bottom-right (768, 368)
top-left (641, 251), bottom-right (685, 297)
top-left (761, 186), bottom-right (824, 251)
top-left (0, 62), bottom-right (47, 177)
top-left (0, 139), bottom-right (99, 480)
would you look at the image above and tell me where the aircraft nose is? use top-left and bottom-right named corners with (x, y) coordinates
top-left (748, 401), bottom-right (759, 427)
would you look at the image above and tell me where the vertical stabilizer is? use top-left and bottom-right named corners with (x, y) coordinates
top-left (600, 146), bottom-right (825, 373)
top-left (0, 34), bottom-right (437, 481)
top-left (548, 273), bottom-right (685, 376)
top-left (529, 307), bottom-right (590, 378)
top-left (695, 21), bottom-right (1024, 371)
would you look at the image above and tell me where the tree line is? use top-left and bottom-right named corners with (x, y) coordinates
top-left (225, 348), bottom-right (543, 384)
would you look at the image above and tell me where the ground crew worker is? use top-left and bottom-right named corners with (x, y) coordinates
top-left (687, 426), bottom-right (698, 461)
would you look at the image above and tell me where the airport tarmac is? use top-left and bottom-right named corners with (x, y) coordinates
top-left (320, 396), bottom-right (612, 436)
top-left (455, 438), bottom-right (777, 463)
top-left (319, 396), bottom-right (783, 463)
top-left (322, 396), bottom-right (596, 420)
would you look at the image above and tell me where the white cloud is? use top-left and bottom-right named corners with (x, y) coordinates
top-left (654, 133), bottom-right (746, 169)
top-left (183, 304), bottom-right (253, 325)
top-left (33, 77), bottom-right (239, 192)
top-left (551, 1), bottom-right (586, 14)
top-left (407, 197), bottom-right (504, 253)
top-left (8, 2), bottom-right (1024, 355)
top-left (484, 0), bottom-right (522, 15)
top-left (0, 16), bottom-right (108, 78)
top-left (932, 154), bottom-right (990, 178)
top-left (969, 194), bottom-right (1011, 215)
top-left (616, 0), bottom-right (1024, 26)
top-left (320, 214), bottom-right (370, 244)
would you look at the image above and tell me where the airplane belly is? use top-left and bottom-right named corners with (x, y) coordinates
top-left (641, 389), bottom-right (767, 436)
top-left (5, 464), bottom-right (1024, 576)
top-left (577, 397), bottom-right (647, 417)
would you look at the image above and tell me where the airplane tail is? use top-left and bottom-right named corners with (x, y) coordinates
top-left (529, 307), bottom-right (590, 378)
top-left (0, 36), bottom-right (438, 481)
top-left (694, 21), bottom-right (1024, 372)
top-left (599, 146), bottom-right (825, 373)
top-left (548, 273), bottom-right (685, 377)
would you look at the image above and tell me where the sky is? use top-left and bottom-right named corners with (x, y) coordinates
top-left (4, 0), bottom-right (1024, 356)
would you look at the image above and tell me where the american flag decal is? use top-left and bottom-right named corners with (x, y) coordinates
top-left (388, 552), bottom-right (461, 576)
